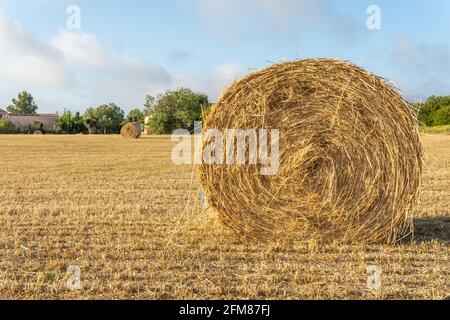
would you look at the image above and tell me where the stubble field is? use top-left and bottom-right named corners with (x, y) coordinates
top-left (0, 134), bottom-right (448, 299)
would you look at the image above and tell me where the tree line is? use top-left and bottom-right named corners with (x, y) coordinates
top-left (1, 90), bottom-right (449, 135)
top-left (412, 96), bottom-right (450, 127)
top-left (0, 88), bottom-right (210, 134)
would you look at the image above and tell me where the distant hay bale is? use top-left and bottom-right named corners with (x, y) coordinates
top-left (33, 130), bottom-right (43, 135)
top-left (198, 59), bottom-right (423, 244)
top-left (120, 122), bottom-right (141, 139)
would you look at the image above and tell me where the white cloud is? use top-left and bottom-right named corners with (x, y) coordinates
top-left (52, 30), bottom-right (109, 68)
top-left (0, 12), bottom-right (241, 112)
top-left (185, 0), bottom-right (361, 42)
top-left (0, 12), bottom-right (72, 87)
top-left (205, 63), bottom-right (244, 99)
top-left (52, 30), bottom-right (172, 84)
top-left (391, 36), bottom-right (450, 99)
top-left (51, 29), bottom-right (173, 108)
top-left (171, 63), bottom-right (244, 101)
top-left (52, 29), bottom-right (172, 84)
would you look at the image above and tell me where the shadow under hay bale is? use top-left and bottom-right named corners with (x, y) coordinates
top-left (120, 122), bottom-right (142, 139)
top-left (412, 216), bottom-right (450, 244)
top-left (198, 58), bottom-right (423, 244)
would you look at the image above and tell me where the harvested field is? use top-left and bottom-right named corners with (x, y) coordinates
top-left (0, 134), bottom-right (448, 300)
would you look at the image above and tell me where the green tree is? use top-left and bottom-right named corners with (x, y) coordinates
top-left (0, 119), bottom-right (16, 134)
top-left (143, 95), bottom-right (156, 116)
top-left (431, 105), bottom-right (450, 126)
top-left (7, 91), bottom-right (38, 114)
top-left (84, 103), bottom-right (125, 134)
top-left (57, 110), bottom-right (74, 133)
top-left (73, 111), bottom-right (86, 133)
top-left (147, 88), bottom-right (208, 134)
top-left (57, 110), bottom-right (86, 134)
top-left (83, 107), bottom-right (98, 134)
top-left (417, 96), bottom-right (450, 126)
top-left (29, 121), bottom-right (44, 133)
top-left (96, 103), bottom-right (125, 134)
top-left (127, 108), bottom-right (144, 123)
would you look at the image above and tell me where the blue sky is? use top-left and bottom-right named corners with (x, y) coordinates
top-left (0, 0), bottom-right (449, 113)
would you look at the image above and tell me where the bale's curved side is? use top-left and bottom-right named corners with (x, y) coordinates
top-left (121, 122), bottom-right (142, 139)
top-left (198, 59), bottom-right (423, 244)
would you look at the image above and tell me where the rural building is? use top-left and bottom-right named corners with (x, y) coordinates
top-left (0, 109), bottom-right (58, 131)
top-left (144, 115), bottom-right (153, 135)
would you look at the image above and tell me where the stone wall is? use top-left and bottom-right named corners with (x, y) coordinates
top-left (4, 114), bottom-right (58, 131)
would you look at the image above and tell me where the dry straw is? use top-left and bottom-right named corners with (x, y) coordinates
top-left (120, 122), bottom-right (142, 139)
top-left (198, 59), bottom-right (423, 244)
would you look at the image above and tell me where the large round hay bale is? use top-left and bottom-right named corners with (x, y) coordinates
top-left (198, 59), bottom-right (423, 244)
top-left (120, 122), bottom-right (141, 139)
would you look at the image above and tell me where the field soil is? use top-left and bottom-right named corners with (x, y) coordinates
top-left (0, 134), bottom-right (448, 299)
